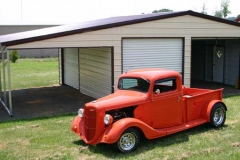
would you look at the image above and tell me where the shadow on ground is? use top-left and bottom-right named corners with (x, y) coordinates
top-left (0, 85), bottom-right (95, 121)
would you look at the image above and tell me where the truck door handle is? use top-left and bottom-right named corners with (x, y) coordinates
top-left (178, 96), bottom-right (180, 101)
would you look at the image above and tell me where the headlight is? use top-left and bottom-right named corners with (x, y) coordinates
top-left (104, 114), bottom-right (113, 125)
top-left (78, 109), bottom-right (84, 118)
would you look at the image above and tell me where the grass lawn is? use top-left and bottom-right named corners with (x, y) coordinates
top-left (0, 94), bottom-right (239, 160)
top-left (0, 58), bottom-right (239, 159)
top-left (6, 58), bottom-right (59, 90)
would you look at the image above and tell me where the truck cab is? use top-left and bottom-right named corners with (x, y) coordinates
top-left (71, 68), bottom-right (227, 152)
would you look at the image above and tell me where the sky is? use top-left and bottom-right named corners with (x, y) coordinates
top-left (0, 0), bottom-right (239, 25)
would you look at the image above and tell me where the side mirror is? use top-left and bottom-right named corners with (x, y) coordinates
top-left (154, 89), bottom-right (160, 94)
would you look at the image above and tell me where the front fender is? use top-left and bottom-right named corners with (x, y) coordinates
top-left (99, 118), bottom-right (166, 144)
top-left (71, 116), bottom-right (88, 143)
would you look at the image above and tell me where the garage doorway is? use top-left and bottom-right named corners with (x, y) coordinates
top-left (191, 38), bottom-right (240, 89)
top-left (61, 47), bottom-right (113, 99)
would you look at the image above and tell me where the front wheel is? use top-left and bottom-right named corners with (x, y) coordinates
top-left (113, 128), bottom-right (140, 153)
top-left (209, 103), bottom-right (226, 128)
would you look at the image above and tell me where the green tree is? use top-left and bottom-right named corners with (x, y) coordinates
top-left (221, 0), bottom-right (231, 18)
top-left (214, 0), bottom-right (231, 18)
top-left (214, 10), bottom-right (223, 18)
top-left (10, 50), bottom-right (19, 63)
top-left (201, 3), bottom-right (207, 14)
top-left (152, 8), bottom-right (173, 13)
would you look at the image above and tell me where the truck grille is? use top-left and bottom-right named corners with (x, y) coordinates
top-left (84, 108), bottom-right (96, 141)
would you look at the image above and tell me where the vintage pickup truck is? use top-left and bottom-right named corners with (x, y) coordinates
top-left (71, 68), bottom-right (227, 152)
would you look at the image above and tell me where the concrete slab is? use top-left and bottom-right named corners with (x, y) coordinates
top-left (191, 80), bottom-right (240, 96)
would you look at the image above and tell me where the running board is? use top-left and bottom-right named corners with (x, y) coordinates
top-left (158, 119), bottom-right (208, 135)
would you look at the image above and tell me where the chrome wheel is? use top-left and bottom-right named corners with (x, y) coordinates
top-left (210, 103), bottom-right (226, 128)
top-left (119, 133), bottom-right (136, 151)
top-left (114, 128), bottom-right (140, 152)
top-left (213, 108), bottom-right (224, 126)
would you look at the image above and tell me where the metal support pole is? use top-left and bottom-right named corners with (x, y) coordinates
top-left (0, 47), bottom-right (3, 98)
top-left (0, 47), bottom-right (11, 115)
top-left (7, 50), bottom-right (12, 116)
top-left (2, 48), bottom-right (7, 106)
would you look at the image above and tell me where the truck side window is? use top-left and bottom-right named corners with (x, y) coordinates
top-left (154, 77), bottom-right (176, 94)
top-left (118, 78), bottom-right (150, 93)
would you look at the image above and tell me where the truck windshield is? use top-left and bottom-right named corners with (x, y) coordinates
top-left (118, 77), bottom-right (150, 93)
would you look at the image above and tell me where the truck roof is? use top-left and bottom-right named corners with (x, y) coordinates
top-left (121, 68), bottom-right (181, 81)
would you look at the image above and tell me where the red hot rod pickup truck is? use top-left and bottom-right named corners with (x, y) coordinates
top-left (71, 68), bottom-right (227, 152)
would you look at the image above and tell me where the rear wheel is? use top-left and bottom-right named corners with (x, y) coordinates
top-left (114, 128), bottom-right (140, 153)
top-left (210, 103), bottom-right (226, 128)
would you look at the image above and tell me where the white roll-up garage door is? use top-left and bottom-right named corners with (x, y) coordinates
top-left (123, 38), bottom-right (183, 73)
top-left (79, 48), bottom-right (112, 99)
top-left (63, 48), bottom-right (79, 89)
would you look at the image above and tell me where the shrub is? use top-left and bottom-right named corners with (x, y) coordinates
top-left (10, 50), bottom-right (19, 63)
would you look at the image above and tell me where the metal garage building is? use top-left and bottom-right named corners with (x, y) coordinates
top-left (0, 10), bottom-right (240, 116)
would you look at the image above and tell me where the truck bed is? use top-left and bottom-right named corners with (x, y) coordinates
top-left (182, 87), bottom-right (223, 122)
top-left (183, 87), bottom-right (223, 97)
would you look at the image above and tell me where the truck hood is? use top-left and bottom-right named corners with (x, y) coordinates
top-left (85, 90), bottom-right (148, 110)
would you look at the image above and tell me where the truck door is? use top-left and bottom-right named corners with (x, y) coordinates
top-left (151, 77), bottom-right (182, 128)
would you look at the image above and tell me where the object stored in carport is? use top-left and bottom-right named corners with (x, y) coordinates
top-left (71, 68), bottom-right (227, 152)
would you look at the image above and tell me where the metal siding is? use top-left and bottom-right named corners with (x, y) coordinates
top-left (205, 46), bottom-right (213, 82)
top-left (63, 48), bottom-right (79, 89)
top-left (225, 40), bottom-right (240, 85)
top-left (0, 25), bottom-right (56, 35)
top-left (191, 41), bottom-right (205, 81)
top-left (18, 48), bottom-right (58, 58)
top-left (0, 26), bottom-right (58, 58)
top-left (123, 38), bottom-right (183, 73)
top-left (79, 48), bottom-right (111, 99)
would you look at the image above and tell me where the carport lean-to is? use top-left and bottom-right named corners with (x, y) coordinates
top-left (0, 10), bottom-right (240, 117)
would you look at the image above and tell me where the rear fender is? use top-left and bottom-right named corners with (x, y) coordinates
top-left (205, 100), bottom-right (227, 122)
top-left (99, 118), bottom-right (166, 144)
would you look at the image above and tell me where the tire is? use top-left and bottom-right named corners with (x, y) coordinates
top-left (209, 103), bottom-right (226, 128)
top-left (113, 128), bottom-right (140, 153)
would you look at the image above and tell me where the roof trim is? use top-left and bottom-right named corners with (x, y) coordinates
top-left (1, 10), bottom-right (240, 47)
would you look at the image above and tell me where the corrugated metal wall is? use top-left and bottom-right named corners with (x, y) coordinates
top-left (205, 46), bottom-right (213, 82)
top-left (0, 25), bottom-right (58, 57)
top-left (63, 48), bottom-right (79, 89)
top-left (58, 49), bottom-right (62, 85)
top-left (191, 41), bottom-right (205, 81)
top-left (0, 25), bottom-right (56, 35)
top-left (225, 39), bottom-right (240, 85)
top-left (79, 48), bottom-right (112, 99)
top-left (123, 38), bottom-right (183, 73)
top-left (18, 49), bottom-right (58, 58)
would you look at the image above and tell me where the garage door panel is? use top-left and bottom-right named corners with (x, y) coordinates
top-left (63, 48), bottom-right (79, 89)
top-left (80, 69), bottom-right (111, 84)
top-left (80, 48), bottom-right (112, 99)
top-left (123, 38), bottom-right (182, 73)
top-left (80, 59), bottom-right (111, 72)
top-left (80, 53), bottom-right (110, 64)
